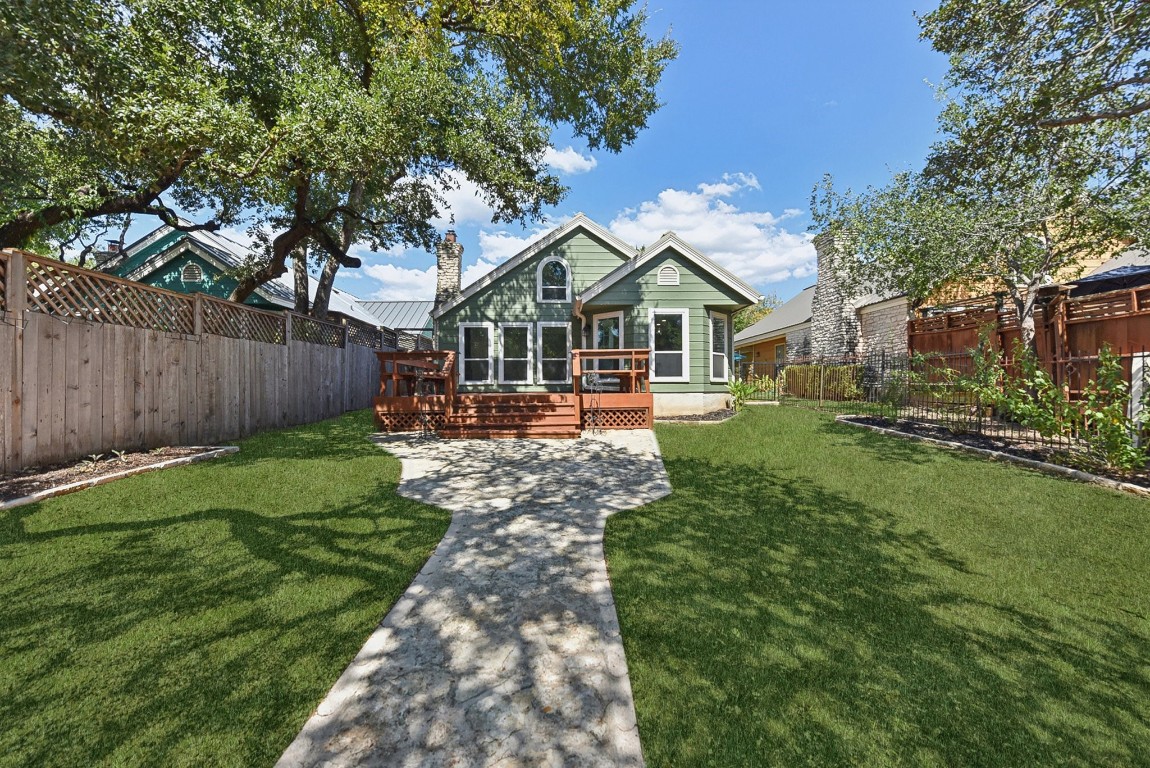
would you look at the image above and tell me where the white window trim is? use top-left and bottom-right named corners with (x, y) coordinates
top-left (458, 322), bottom-right (494, 384)
top-left (657, 265), bottom-right (680, 286)
top-left (709, 310), bottom-right (729, 383)
top-left (648, 307), bottom-right (690, 383)
top-left (536, 256), bottom-right (572, 303)
top-left (537, 321), bottom-right (572, 384)
top-left (498, 323), bottom-right (533, 384)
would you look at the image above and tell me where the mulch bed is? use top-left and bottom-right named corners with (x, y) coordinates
top-left (656, 408), bottom-right (737, 423)
top-left (842, 415), bottom-right (1150, 491)
top-left (1, 447), bottom-right (209, 502)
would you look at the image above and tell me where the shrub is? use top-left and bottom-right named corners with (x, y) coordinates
top-left (782, 364), bottom-right (863, 401)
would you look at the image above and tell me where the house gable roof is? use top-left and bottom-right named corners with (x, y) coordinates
top-left (734, 285), bottom-right (815, 346)
top-left (357, 300), bottom-right (435, 330)
top-left (430, 213), bottom-right (637, 319)
top-left (115, 224), bottom-right (295, 307)
top-left (577, 231), bottom-right (761, 309)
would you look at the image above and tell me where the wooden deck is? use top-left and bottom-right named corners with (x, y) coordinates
top-left (373, 349), bottom-right (653, 439)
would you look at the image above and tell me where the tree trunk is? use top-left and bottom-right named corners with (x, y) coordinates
top-left (311, 252), bottom-right (340, 320)
top-left (311, 179), bottom-right (365, 319)
top-left (292, 244), bottom-right (310, 313)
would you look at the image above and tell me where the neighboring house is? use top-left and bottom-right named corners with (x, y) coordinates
top-left (735, 234), bottom-right (911, 365)
top-left (100, 225), bottom-right (295, 311)
top-left (99, 223), bottom-right (379, 326)
top-left (758, 232), bottom-right (1148, 362)
top-left (357, 300), bottom-right (434, 333)
top-left (431, 214), bottom-right (761, 415)
top-left (734, 286), bottom-right (815, 365)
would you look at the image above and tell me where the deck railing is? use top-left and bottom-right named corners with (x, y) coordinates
top-left (571, 349), bottom-right (651, 397)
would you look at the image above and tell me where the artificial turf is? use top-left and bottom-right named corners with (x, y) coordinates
top-left (605, 405), bottom-right (1150, 767)
top-left (0, 410), bottom-right (449, 767)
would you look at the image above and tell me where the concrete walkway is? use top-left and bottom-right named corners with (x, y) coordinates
top-left (277, 430), bottom-right (672, 768)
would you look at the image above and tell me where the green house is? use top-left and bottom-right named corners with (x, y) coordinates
top-left (433, 215), bottom-right (761, 416)
top-left (100, 225), bottom-right (295, 310)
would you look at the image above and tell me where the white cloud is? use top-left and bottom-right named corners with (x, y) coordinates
top-left (543, 145), bottom-right (597, 175)
top-left (608, 173), bottom-right (816, 287)
top-left (362, 262), bottom-right (437, 301)
top-left (428, 171), bottom-right (497, 228)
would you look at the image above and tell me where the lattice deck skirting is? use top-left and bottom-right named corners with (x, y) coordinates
top-left (581, 408), bottom-right (649, 430)
top-left (376, 411), bottom-right (447, 432)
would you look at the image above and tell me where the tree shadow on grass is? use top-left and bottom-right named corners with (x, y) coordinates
top-left (815, 416), bottom-right (945, 467)
top-left (0, 479), bottom-right (449, 766)
top-left (606, 455), bottom-right (1150, 767)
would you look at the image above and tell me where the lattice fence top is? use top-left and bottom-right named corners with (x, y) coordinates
top-left (200, 295), bottom-right (286, 343)
top-left (25, 254), bottom-right (196, 333)
top-left (346, 318), bottom-right (383, 349)
top-left (292, 314), bottom-right (345, 348)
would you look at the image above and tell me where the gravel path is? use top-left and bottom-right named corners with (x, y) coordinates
top-left (277, 430), bottom-right (671, 768)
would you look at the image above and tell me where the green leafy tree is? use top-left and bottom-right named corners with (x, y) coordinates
top-left (0, 1), bottom-right (273, 251)
top-left (1, 0), bottom-right (676, 319)
top-left (733, 294), bottom-right (781, 333)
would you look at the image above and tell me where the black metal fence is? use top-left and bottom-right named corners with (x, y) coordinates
top-left (736, 348), bottom-right (1150, 466)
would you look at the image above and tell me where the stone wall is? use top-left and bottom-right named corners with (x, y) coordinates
top-left (858, 298), bottom-right (909, 356)
top-left (785, 326), bottom-right (812, 360)
top-left (809, 233), bottom-right (858, 359)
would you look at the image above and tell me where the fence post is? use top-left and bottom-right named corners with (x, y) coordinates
top-left (342, 318), bottom-right (350, 412)
top-left (193, 293), bottom-right (203, 336)
top-left (5, 250), bottom-right (27, 470)
top-left (818, 360), bottom-right (825, 407)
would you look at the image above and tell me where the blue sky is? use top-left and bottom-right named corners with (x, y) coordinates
top-left (202, 1), bottom-right (950, 304)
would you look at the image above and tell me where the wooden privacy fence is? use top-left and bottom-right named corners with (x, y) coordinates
top-left (908, 285), bottom-right (1150, 361)
top-left (1, 249), bottom-right (408, 473)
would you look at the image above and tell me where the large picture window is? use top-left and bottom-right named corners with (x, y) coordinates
top-left (649, 308), bottom-right (689, 383)
top-left (536, 256), bottom-right (571, 302)
top-left (537, 322), bottom-right (571, 383)
top-left (459, 323), bottom-right (493, 383)
top-left (499, 324), bottom-right (532, 384)
top-left (710, 311), bottom-right (729, 382)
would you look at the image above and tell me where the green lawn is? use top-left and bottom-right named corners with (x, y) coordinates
top-left (606, 406), bottom-right (1150, 767)
top-left (0, 411), bottom-right (449, 767)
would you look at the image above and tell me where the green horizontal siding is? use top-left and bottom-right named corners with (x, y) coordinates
top-left (585, 249), bottom-right (748, 393)
top-left (438, 229), bottom-right (630, 380)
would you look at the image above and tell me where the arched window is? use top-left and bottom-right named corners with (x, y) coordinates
top-left (657, 265), bottom-right (680, 286)
top-left (181, 262), bottom-right (204, 284)
top-left (536, 256), bottom-right (571, 302)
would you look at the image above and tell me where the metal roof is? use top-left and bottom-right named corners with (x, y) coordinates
top-left (357, 300), bottom-right (435, 330)
top-left (734, 285), bottom-right (815, 345)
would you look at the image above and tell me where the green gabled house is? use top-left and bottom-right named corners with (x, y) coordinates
top-left (99, 225), bottom-right (296, 310)
top-left (432, 214), bottom-right (761, 416)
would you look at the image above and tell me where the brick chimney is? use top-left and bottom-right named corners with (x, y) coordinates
top-left (434, 230), bottom-right (463, 313)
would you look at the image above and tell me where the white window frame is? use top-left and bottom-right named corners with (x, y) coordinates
top-left (458, 322), bottom-right (494, 384)
top-left (648, 308), bottom-right (690, 383)
top-left (498, 323), bottom-right (533, 384)
top-left (657, 265), bottom-right (680, 286)
top-left (536, 256), bottom-right (572, 303)
top-left (537, 321), bottom-right (572, 384)
top-left (709, 311), bottom-right (730, 383)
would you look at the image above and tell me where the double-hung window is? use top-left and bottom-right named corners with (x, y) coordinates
top-left (499, 324), bottom-right (532, 384)
top-left (537, 322), bottom-right (571, 383)
top-left (459, 323), bottom-right (494, 383)
top-left (709, 311), bottom-right (729, 382)
top-left (649, 308), bottom-right (689, 383)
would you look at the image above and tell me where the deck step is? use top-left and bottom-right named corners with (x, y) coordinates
top-left (438, 426), bottom-right (581, 439)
